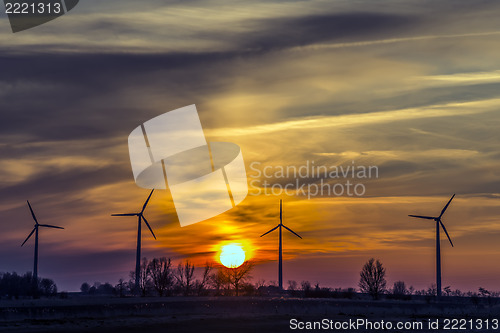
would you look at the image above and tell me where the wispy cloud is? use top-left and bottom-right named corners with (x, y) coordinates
top-left (208, 98), bottom-right (500, 136)
top-left (290, 31), bottom-right (500, 52)
top-left (416, 69), bottom-right (500, 87)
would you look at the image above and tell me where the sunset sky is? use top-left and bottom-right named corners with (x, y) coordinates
top-left (1, 0), bottom-right (500, 292)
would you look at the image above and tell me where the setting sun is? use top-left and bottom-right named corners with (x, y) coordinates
top-left (220, 243), bottom-right (246, 268)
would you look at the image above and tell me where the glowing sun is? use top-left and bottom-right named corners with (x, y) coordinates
top-left (220, 243), bottom-right (246, 268)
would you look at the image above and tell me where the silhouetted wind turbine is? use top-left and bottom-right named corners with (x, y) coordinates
top-left (111, 189), bottom-right (156, 294)
top-left (409, 194), bottom-right (455, 299)
top-left (260, 200), bottom-right (302, 290)
top-left (21, 201), bottom-right (64, 293)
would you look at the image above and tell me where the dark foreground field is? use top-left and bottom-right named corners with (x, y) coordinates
top-left (1, 296), bottom-right (499, 333)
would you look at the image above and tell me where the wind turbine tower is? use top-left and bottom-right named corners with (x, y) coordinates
top-left (409, 194), bottom-right (455, 299)
top-left (112, 189), bottom-right (156, 295)
top-left (21, 201), bottom-right (64, 294)
top-left (260, 200), bottom-right (302, 290)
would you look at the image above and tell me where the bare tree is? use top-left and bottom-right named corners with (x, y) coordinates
top-left (148, 257), bottom-right (174, 297)
top-left (130, 257), bottom-right (151, 296)
top-left (479, 287), bottom-right (491, 297)
top-left (227, 261), bottom-right (253, 296)
top-left (195, 262), bottom-right (213, 296)
top-left (254, 279), bottom-right (266, 289)
top-left (210, 267), bottom-right (230, 295)
top-left (175, 260), bottom-right (195, 296)
top-left (39, 278), bottom-right (57, 296)
top-left (359, 258), bottom-right (386, 299)
top-left (301, 280), bottom-right (312, 292)
top-left (426, 284), bottom-right (437, 296)
top-left (80, 282), bottom-right (90, 294)
top-left (393, 281), bottom-right (407, 296)
top-left (115, 278), bottom-right (126, 297)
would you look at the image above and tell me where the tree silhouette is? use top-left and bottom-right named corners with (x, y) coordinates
top-left (479, 287), bottom-right (491, 297)
top-left (0, 272), bottom-right (57, 299)
top-left (175, 260), bottom-right (195, 296)
top-left (227, 262), bottom-right (253, 296)
top-left (210, 267), bottom-right (230, 295)
top-left (195, 262), bottom-right (213, 296)
top-left (301, 280), bottom-right (312, 292)
top-left (80, 282), bottom-right (90, 294)
top-left (148, 257), bottom-right (173, 297)
top-left (129, 257), bottom-right (151, 296)
top-left (393, 281), bottom-right (407, 296)
top-left (359, 258), bottom-right (386, 299)
top-left (39, 278), bottom-right (57, 296)
top-left (287, 280), bottom-right (298, 291)
top-left (210, 262), bottom-right (253, 296)
top-left (115, 279), bottom-right (126, 297)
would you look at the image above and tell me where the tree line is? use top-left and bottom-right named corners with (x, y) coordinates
top-left (0, 272), bottom-right (57, 299)
top-left (357, 257), bottom-right (500, 301)
top-left (81, 257), bottom-right (255, 297)
top-left (81, 257), bottom-right (498, 301)
top-left (3, 257), bottom-right (497, 300)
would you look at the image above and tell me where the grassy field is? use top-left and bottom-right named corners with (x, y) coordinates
top-left (1, 296), bottom-right (499, 332)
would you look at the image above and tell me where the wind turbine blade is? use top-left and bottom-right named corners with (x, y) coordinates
top-left (408, 215), bottom-right (435, 220)
top-left (141, 189), bottom-right (155, 213)
top-left (141, 216), bottom-right (156, 240)
top-left (439, 194), bottom-right (455, 219)
top-left (38, 224), bottom-right (64, 229)
top-left (111, 213), bottom-right (137, 216)
top-left (439, 220), bottom-right (454, 247)
top-left (27, 200), bottom-right (39, 225)
top-left (260, 225), bottom-right (279, 237)
top-left (283, 225), bottom-right (302, 239)
top-left (21, 227), bottom-right (36, 246)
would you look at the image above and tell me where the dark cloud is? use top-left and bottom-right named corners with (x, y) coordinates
top-left (0, 49), bottom-right (262, 142)
top-left (0, 5), bottom-right (497, 143)
top-left (237, 12), bottom-right (418, 51)
top-left (0, 164), bottom-right (130, 203)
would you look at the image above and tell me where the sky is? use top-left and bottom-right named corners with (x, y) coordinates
top-left (1, 0), bottom-right (500, 292)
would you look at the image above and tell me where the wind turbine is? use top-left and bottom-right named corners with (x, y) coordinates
top-left (409, 194), bottom-right (455, 299)
top-left (260, 200), bottom-right (302, 290)
top-left (21, 200), bottom-right (64, 293)
top-left (111, 189), bottom-right (156, 294)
